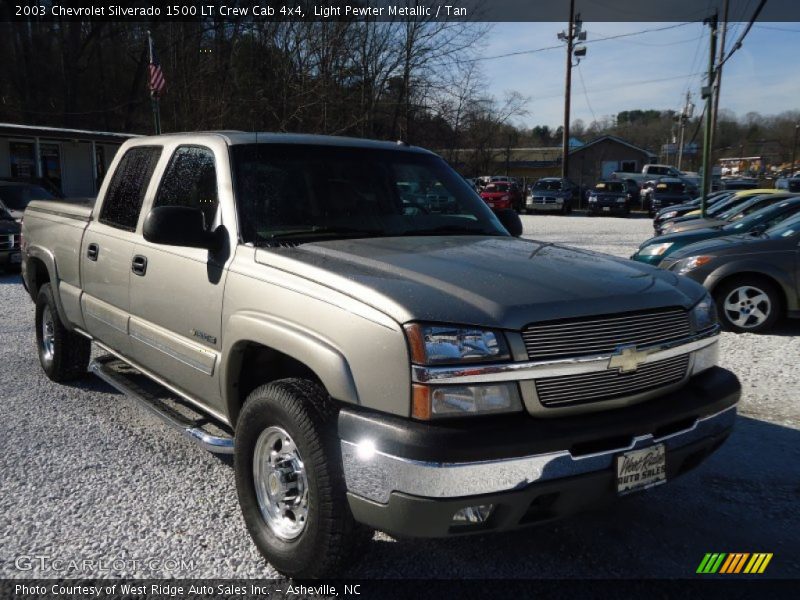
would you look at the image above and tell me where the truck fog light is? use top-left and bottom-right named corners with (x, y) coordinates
top-left (428, 383), bottom-right (522, 417)
top-left (452, 504), bottom-right (493, 524)
top-left (691, 342), bottom-right (719, 375)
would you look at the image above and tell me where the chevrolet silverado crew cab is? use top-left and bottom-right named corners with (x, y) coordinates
top-left (21, 132), bottom-right (740, 578)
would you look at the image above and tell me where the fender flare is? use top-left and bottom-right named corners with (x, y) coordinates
top-left (26, 245), bottom-right (73, 331)
top-left (221, 311), bottom-right (360, 423)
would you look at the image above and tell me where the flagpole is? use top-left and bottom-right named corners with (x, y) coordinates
top-left (147, 30), bottom-right (161, 135)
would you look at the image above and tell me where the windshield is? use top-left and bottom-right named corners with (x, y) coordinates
top-left (707, 194), bottom-right (760, 216)
top-left (231, 144), bottom-right (507, 245)
top-left (722, 201), bottom-right (800, 232)
top-left (0, 184), bottom-right (55, 210)
top-left (533, 180), bottom-right (562, 191)
top-left (766, 211), bottom-right (800, 238)
top-left (0, 202), bottom-right (12, 220)
top-left (484, 183), bottom-right (510, 193)
top-left (594, 182), bottom-right (625, 193)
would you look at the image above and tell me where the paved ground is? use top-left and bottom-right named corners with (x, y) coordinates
top-left (1, 214), bottom-right (798, 580)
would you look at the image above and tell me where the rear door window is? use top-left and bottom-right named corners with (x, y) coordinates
top-left (99, 146), bottom-right (162, 231)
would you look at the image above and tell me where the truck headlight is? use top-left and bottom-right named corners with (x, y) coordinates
top-left (588, 196), bottom-right (597, 202)
top-left (661, 210), bottom-right (678, 220)
top-left (404, 323), bottom-right (510, 365)
top-left (676, 255), bottom-right (713, 274)
top-left (638, 242), bottom-right (673, 257)
top-left (690, 292), bottom-right (718, 331)
top-left (412, 382), bottom-right (522, 419)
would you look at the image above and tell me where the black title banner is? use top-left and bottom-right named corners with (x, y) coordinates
top-left (3, 579), bottom-right (800, 600)
top-left (3, 0), bottom-right (800, 22)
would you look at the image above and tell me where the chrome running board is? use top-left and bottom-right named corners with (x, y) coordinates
top-left (89, 355), bottom-right (234, 454)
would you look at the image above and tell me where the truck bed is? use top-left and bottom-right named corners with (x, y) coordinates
top-left (25, 199), bottom-right (94, 221)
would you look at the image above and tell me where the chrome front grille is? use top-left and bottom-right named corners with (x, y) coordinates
top-left (535, 354), bottom-right (690, 408)
top-left (522, 308), bottom-right (692, 361)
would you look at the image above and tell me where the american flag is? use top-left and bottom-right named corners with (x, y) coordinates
top-left (148, 44), bottom-right (166, 97)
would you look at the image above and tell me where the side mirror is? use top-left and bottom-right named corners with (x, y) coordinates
top-left (496, 208), bottom-right (523, 237)
top-left (143, 206), bottom-right (218, 250)
top-left (749, 223), bottom-right (767, 235)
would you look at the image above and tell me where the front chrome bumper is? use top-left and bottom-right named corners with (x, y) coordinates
top-left (341, 405), bottom-right (736, 504)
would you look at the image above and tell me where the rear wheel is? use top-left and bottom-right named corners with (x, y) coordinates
top-left (35, 283), bottom-right (90, 382)
top-left (235, 379), bottom-right (372, 578)
top-left (714, 277), bottom-right (782, 333)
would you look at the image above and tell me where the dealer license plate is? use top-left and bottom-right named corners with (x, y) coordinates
top-left (603, 206), bottom-right (611, 212)
top-left (11, 252), bottom-right (21, 264)
top-left (616, 444), bottom-right (666, 495)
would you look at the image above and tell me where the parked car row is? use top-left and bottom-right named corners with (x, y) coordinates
top-left (634, 189), bottom-right (800, 333)
top-left (0, 200), bottom-right (22, 272)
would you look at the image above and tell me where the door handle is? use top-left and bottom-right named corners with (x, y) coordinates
top-left (86, 243), bottom-right (99, 261)
top-left (131, 255), bottom-right (148, 276)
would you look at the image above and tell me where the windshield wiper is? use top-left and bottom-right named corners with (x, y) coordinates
top-left (261, 226), bottom-right (384, 245)
top-left (399, 225), bottom-right (499, 236)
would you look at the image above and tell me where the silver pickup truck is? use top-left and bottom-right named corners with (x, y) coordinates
top-left (21, 132), bottom-right (740, 578)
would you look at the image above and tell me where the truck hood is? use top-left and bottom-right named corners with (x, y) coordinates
top-left (255, 236), bottom-right (705, 329)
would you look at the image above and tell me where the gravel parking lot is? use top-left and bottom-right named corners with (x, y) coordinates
top-left (1, 214), bottom-right (798, 580)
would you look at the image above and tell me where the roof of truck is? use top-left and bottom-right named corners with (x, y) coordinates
top-left (128, 131), bottom-right (434, 154)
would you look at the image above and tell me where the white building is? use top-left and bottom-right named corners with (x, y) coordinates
top-left (0, 123), bottom-right (138, 197)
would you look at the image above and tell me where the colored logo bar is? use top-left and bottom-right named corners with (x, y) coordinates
top-left (697, 553), bottom-right (773, 574)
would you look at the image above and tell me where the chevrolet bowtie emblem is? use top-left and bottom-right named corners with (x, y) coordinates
top-left (608, 345), bottom-right (650, 373)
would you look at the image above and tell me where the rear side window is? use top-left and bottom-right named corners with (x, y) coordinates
top-left (154, 146), bottom-right (219, 230)
top-left (99, 146), bottom-right (162, 231)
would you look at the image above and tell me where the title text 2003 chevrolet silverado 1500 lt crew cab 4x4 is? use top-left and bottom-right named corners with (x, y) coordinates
top-left (21, 133), bottom-right (740, 578)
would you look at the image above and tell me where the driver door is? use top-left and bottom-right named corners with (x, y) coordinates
top-left (128, 144), bottom-right (233, 414)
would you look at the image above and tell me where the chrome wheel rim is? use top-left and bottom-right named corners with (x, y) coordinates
top-left (41, 305), bottom-right (55, 363)
top-left (253, 426), bottom-right (308, 541)
top-left (723, 285), bottom-right (771, 329)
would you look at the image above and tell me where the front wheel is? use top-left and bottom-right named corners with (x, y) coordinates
top-left (35, 283), bottom-right (90, 382)
top-left (714, 277), bottom-right (783, 333)
top-left (234, 379), bottom-right (372, 578)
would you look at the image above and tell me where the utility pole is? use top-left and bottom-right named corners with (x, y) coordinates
top-left (677, 91), bottom-right (694, 171)
top-left (560, 0), bottom-right (575, 180)
top-left (710, 0), bottom-right (730, 163)
top-left (558, 0), bottom-right (586, 180)
top-left (700, 14), bottom-right (718, 218)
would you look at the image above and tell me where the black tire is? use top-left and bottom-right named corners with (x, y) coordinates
top-left (235, 379), bottom-right (372, 579)
top-left (35, 283), bottom-right (91, 382)
top-left (713, 276), bottom-right (783, 333)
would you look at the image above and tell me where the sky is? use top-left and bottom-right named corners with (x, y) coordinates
top-left (477, 21), bottom-right (799, 129)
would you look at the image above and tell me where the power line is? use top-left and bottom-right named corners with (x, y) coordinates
top-left (584, 21), bottom-right (697, 45)
top-left (471, 21), bottom-right (696, 63)
top-left (533, 71), bottom-right (705, 101)
top-left (754, 24), bottom-right (800, 32)
top-left (718, 0), bottom-right (768, 69)
top-left (575, 63), bottom-right (597, 124)
top-left (470, 43), bottom-right (562, 62)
